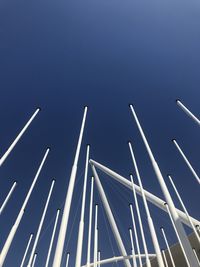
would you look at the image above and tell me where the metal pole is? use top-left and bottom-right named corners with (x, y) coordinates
top-left (20, 234), bottom-right (34, 267)
top-left (172, 139), bottom-right (200, 184)
top-left (0, 181), bottom-right (17, 215)
top-left (128, 204), bottom-right (142, 267)
top-left (75, 145), bottom-right (90, 267)
top-left (129, 142), bottom-right (164, 267)
top-left (161, 250), bottom-right (168, 267)
top-left (91, 164), bottom-right (131, 267)
top-left (87, 177), bottom-right (94, 267)
top-left (0, 148), bottom-right (50, 267)
top-left (165, 204), bottom-right (190, 267)
top-left (129, 178), bottom-right (151, 267)
top-left (27, 180), bottom-right (55, 267)
top-left (176, 99), bottom-right (200, 126)
top-left (168, 175), bottom-right (200, 244)
top-left (53, 106), bottom-right (88, 267)
top-left (93, 205), bottom-right (98, 267)
top-left (45, 209), bottom-right (60, 267)
top-left (98, 251), bottom-right (101, 267)
top-left (160, 227), bottom-right (176, 267)
top-left (31, 254), bottom-right (37, 267)
top-left (193, 249), bottom-right (200, 265)
top-left (129, 104), bottom-right (199, 267)
top-left (0, 108), bottom-right (40, 167)
top-left (129, 228), bottom-right (137, 267)
top-left (66, 253), bottom-right (70, 267)
top-left (89, 160), bottom-right (199, 228)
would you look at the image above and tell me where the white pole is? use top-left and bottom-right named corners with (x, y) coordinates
top-left (128, 142), bottom-right (164, 267)
top-left (93, 205), bottom-right (98, 267)
top-left (91, 164), bottom-right (131, 267)
top-left (31, 254), bottom-right (37, 267)
top-left (129, 228), bottom-right (137, 267)
top-left (87, 177), bottom-right (94, 267)
top-left (193, 249), bottom-right (200, 265)
top-left (20, 234), bottom-right (34, 267)
top-left (27, 180), bottom-right (55, 267)
top-left (160, 227), bottom-right (176, 267)
top-left (45, 209), bottom-right (60, 267)
top-left (129, 104), bottom-right (199, 267)
top-left (129, 176), bottom-right (151, 267)
top-left (196, 225), bottom-right (200, 235)
top-left (172, 139), bottom-right (200, 184)
top-left (176, 99), bottom-right (200, 126)
top-left (89, 160), bottom-right (199, 228)
top-left (168, 175), bottom-right (200, 244)
top-left (165, 203), bottom-right (190, 267)
top-left (128, 205), bottom-right (142, 267)
top-left (0, 148), bottom-right (50, 267)
top-left (98, 251), bottom-right (101, 267)
top-left (0, 108), bottom-right (40, 167)
top-left (75, 145), bottom-right (90, 267)
top-left (53, 106), bottom-right (88, 267)
top-left (161, 250), bottom-right (169, 267)
top-left (0, 181), bottom-right (17, 215)
top-left (66, 253), bottom-right (70, 267)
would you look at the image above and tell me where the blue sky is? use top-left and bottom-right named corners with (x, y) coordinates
top-left (0, 0), bottom-right (200, 266)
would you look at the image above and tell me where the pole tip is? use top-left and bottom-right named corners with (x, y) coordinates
top-left (86, 143), bottom-right (91, 148)
top-left (14, 180), bottom-right (18, 184)
top-left (171, 139), bottom-right (176, 142)
top-left (129, 173), bottom-right (133, 177)
top-left (128, 227), bottom-right (132, 231)
top-left (160, 226), bottom-right (163, 230)
top-left (37, 107), bottom-right (42, 111)
top-left (175, 99), bottom-right (181, 103)
top-left (47, 147), bottom-right (51, 151)
top-left (127, 140), bottom-right (132, 145)
top-left (84, 105), bottom-right (88, 110)
top-left (129, 203), bottom-right (132, 207)
top-left (128, 103), bottom-right (133, 108)
top-left (164, 202), bottom-right (167, 206)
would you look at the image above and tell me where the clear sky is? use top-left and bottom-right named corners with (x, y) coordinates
top-left (0, 0), bottom-right (199, 266)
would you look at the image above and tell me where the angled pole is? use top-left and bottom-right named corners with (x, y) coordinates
top-left (87, 177), bottom-right (94, 267)
top-left (128, 205), bottom-right (142, 267)
top-left (129, 228), bottom-right (137, 267)
top-left (93, 205), bottom-right (98, 267)
top-left (128, 142), bottom-right (164, 267)
top-left (66, 253), bottom-right (70, 267)
top-left (0, 148), bottom-right (50, 267)
top-left (20, 234), bottom-right (34, 267)
top-left (45, 209), bottom-right (60, 267)
top-left (161, 250), bottom-right (168, 267)
top-left (168, 175), bottom-right (200, 244)
top-left (176, 99), bottom-right (200, 126)
top-left (91, 164), bottom-right (131, 267)
top-left (53, 106), bottom-right (88, 267)
top-left (27, 179), bottom-right (55, 267)
top-left (172, 139), bottom-right (200, 184)
top-left (129, 104), bottom-right (199, 267)
top-left (0, 181), bottom-right (17, 215)
top-left (31, 254), bottom-right (37, 267)
top-left (193, 249), bottom-right (200, 265)
top-left (0, 108), bottom-right (40, 167)
top-left (165, 204), bottom-right (190, 267)
top-left (160, 227), bottom-right (176, 267)
top-left (89, 160), bottom-right (199, 228)
top-left (75, 145), bottom-right (90, 267)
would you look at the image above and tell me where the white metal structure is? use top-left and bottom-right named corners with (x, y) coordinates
top-left (0, 181), bottom-right (17, 215)
top-left (19, 234), bottom-right (34, 267)
top-left (160, 227), bottom-right (176, 267)
top-left (176, 99), bottom-right (200, 126)
top-left (87, 177), bottom-right (94, 267)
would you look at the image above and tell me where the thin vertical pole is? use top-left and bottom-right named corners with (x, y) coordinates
top-left (93, 205), bottom-right (98, 267)
top-left (0, 148), bottom-right (50, 267)
top-left (129, 228), bottom-right (137, 267)
top-left (128, 204), bottom-right (142, 267)
top-left (98, 251), bottom-right (101, 267)
top-left (165, 204), bottom-right (190, 267)
top-left (176, 99), bottom-right (200, 126)
top-left (172, 139), bottom-right (200, 184)
top-left (31, 254), bottom-right (37, 267)
top-left (87, 177), bottom-right (94, 267)
top-left (161, 250), bottom-right (169, 267)
top-left (27, 180), bottom-right (55, 267)
top-left (20, 234), bottom-right (34, 267)
top-left (91, 164), bottom-right (131, 267)
top-left (53, 106), bottom-right (88, 267)
top-left (160, 227), bottom-right (176, 267)
top-left (66, 253), bottom-right (70, 267)
top-left (0, 181), bottom-right (17, 215)
top-left (129, 142), bottom-right (164, 267)
top-left (75, 145), bottom-right (90, 267)
top-left (168, 175), bottom-right (200, 244)
top-left (129, 105), bottom-right (199, 267)
top-left (0, 108), bottom-right (41, 167)
top-left (45, 209), bottom-right (60, 267)
top-left (193, 249), bottom-right (200, 265)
